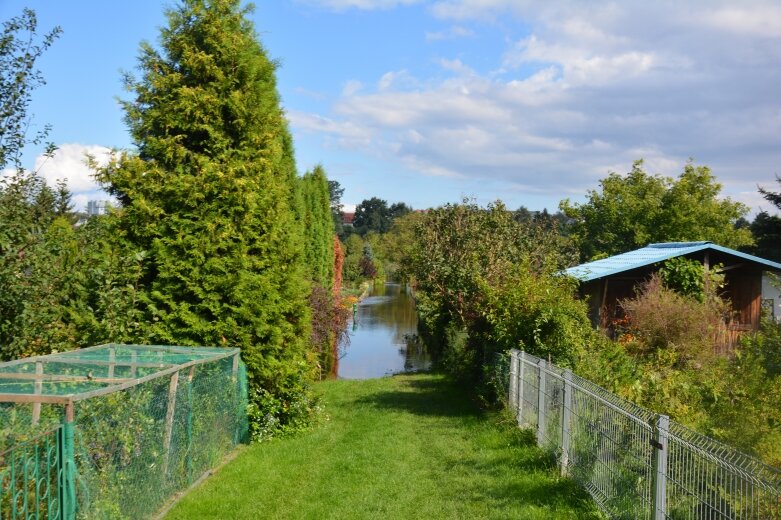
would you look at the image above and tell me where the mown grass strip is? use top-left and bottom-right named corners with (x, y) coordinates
top-left (165, 373), bottom-right (603, 519)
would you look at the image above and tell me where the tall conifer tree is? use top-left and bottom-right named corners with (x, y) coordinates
top-left (300, 165), bottom-right (334, 288)
top-left (95, 0), bottom-right (313, 432)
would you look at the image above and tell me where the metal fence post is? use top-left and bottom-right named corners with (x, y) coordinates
top-left (517, 351), bottom-right (526, 427)
top-left (537, 359), bottom-right (546, 445)
top-left (509, 350), bottom-right (518, 410)
top-left (560, 369), bottom-right (572, 475)
top-left (59, 401), bottom-right (77, 520)
top-left (651, 414), bottom-right (669, 520)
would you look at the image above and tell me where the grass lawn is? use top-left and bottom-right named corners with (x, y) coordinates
top-left (164, 373), bottom-right (603, 519)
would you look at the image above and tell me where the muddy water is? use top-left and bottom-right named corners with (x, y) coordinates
top-left (337, 283), bottom-right (430, 379)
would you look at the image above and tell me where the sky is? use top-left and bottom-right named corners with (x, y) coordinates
top-left (2, 0), bottom-right (781, 215)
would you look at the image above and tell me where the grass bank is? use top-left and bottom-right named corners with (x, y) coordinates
top-left (165, 374), bottom-right (602, 519)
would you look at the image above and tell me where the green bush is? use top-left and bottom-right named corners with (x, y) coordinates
top-left (705, 321), bottom-right (781, 466)
top-left (402, 199), bottom-right (584, 400)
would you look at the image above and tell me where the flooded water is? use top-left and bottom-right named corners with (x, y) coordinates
top-left (337, 283), bottom-right (430, 379)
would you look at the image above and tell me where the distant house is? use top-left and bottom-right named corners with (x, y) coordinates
top-left (342, 212), bottom-right (355, 228)
top-left (565, 242), bottom-right (781, 349)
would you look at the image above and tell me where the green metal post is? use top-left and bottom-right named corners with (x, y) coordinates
top-left (58, 403), bottom-right (76, 520)
top-left (232, 354), bottom-right (240, 445)
top-left (236, 362), bottom-right (249, 444)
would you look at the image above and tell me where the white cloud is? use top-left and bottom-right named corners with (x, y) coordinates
top-left (439, 58), bottom-right (475, 76)
top-left (298, 0), bottom-right (421, 10)
top-left (288, 110), bottom-right (373, 148)
top-left (35, 143), bottom-right (113, 193)
top-left (429, 0), bottom-right (519, 21)
top-left (425, 25), bottom-right (474, 41)
top-left (377, 69), bottom-right (419, 91)
top-left (704, 7), bottom-right (781, 38)
top-left (2, 144), bottom-right (114, 211)
top-left (342, 80), bottom-right (363, 96)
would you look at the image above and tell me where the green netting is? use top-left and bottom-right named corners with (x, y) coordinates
top-left (0, 345), bottom-right (249, 520)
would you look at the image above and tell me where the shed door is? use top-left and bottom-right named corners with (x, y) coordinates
top-left (725, 273), bottom-right (761, 329)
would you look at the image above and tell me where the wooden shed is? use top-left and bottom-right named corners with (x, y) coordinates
top-left (565, 242), bottom-right (781, 350)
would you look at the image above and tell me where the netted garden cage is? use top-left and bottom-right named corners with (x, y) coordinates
top-left (0, 344), bottom-right (248, 520)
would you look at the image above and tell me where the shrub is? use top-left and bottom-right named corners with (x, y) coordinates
top-left (308, 284), bottom-right (350, 379)
top-left (619, 274), bottom-right (730, 367)
top-left (402, 199), bottom-right (583, 400)
top-left (704, 320), bottom-right (781, 466)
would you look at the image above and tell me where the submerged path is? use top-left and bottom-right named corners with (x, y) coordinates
top-left (165, 374), bottom-right (602, 519)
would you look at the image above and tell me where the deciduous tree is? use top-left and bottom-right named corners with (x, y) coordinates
top-left (561, 160), bottom-right (752, 260)
top-left (0, 8), bottom-right (60, 169)
top-left (353, 197), bottom-right (391, 235)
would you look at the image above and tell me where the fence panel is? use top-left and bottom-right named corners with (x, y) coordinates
top-left (508, 349), bottom-right (781, 520)
top-left (0, 426), bottom-right (62, 520)
top-left (516, 353), bottom-right (539, 430)
top-left (1, 345), bottom-right (249, 520)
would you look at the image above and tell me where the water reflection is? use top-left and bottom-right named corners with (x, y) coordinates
top-left (338, 283), bottom-right (430, 379)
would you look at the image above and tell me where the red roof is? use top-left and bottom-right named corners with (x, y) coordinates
top-left (342, 212), bottom-right (355, 225)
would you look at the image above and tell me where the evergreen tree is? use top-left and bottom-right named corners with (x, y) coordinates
top-left (750, 177), bottom-right (781, 262)
top-left (95, 0), bottom-right (314, 435)
top-left (328, 179), bottom-right (345, 236)
top-left (759, 176), bottom-right (781, 209)
top-left (300, 165), bottom-right (334, 287)
top-left (748, 211), bottom-right (781, 263)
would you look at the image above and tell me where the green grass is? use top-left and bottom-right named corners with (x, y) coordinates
top-left (164, 374), bottom-right (603, 519)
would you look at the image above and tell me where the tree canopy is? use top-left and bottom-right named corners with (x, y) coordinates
top-left (560, 160), bottom-right (753, 261)
top-left (352, 197), bottom-right (412, 235)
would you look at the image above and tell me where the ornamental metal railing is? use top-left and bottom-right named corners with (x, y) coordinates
top-left (0, 425), bottom-right (71, 520)
top-left (508, 349), bottom-right (781, 519)
top-left (0, 344), bottom-right (248, 520)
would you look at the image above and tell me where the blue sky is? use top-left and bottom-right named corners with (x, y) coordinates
top-left (3, 0), bottom-right (781, 214)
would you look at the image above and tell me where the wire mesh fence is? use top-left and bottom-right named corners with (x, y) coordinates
top-left (506, 349), bottom-right (781, 519)
top-left (0, 344), bottom-right (248, 520)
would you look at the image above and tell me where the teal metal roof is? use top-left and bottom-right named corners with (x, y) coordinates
top-left (564, 241), bottom-right (781, 282)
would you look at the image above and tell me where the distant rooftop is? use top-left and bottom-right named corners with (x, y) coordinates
top-left (564, 241), bottom-right (781, 282)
